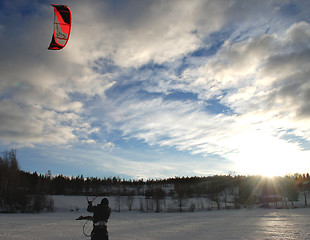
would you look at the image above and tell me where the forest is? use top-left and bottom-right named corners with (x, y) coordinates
top-left (1, 150), bottom-right (309, 213)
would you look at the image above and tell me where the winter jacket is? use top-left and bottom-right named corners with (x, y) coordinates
top-left (87, 203), bottom-right (111, 223)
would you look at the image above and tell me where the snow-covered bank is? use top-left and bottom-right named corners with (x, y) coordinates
top-left (51, 193), bottom-right (310, 214)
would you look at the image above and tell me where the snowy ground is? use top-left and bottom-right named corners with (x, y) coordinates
top-left (1, 196), bottom-right (310, 240)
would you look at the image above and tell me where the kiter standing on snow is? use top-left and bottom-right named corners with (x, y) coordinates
top-left (87, 198), bottom-right (111, 240)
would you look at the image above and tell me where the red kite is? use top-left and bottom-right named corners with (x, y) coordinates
top-left (48, 4), bottom-right (71, 50)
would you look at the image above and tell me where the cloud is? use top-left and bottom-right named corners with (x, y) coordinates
top-left (0, 1), bottom-right (115, 147)
top-left (87, 18), bottom-right (310, 173)
top-left (92, 95), bottom-right (237, 158)
top-left (68, 0), bottom-right (251, 68)
top-left (181, 21), bottom-right (310, 121)
top-left (228, 22), bottom-right (310, 121)
top-left (0, 99), bottom-right (79, 147)
top-left (1, 0), bottom-right (310, 177)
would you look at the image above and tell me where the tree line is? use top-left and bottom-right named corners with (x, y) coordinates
top-left (1, 150), bottom-right (309, 213)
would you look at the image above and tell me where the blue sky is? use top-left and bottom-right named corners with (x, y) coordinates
top-left (1, 0), bottom-right (310, 179)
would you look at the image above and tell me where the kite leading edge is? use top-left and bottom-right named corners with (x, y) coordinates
top-left (48, 4), bottom-right (71, 50)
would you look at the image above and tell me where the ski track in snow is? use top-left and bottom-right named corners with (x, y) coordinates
top-left (1, 195), bottom-right (310, 240)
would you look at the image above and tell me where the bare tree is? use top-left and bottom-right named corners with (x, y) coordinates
top-left (174, 183), bottom-right (187, 212)
top-left (125, 190), bottom-right (135, 211)
top-left (153, 187), bottom-right (166, 212)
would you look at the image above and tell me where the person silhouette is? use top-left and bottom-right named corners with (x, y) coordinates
top-left (87, 198), bottom-right (111, 240)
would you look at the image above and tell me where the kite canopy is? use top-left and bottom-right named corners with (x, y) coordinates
top-left (48, 4), bottom-right (71, 50)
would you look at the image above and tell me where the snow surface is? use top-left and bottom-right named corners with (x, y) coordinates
top-left (1, 195), bottom-right (310, 240)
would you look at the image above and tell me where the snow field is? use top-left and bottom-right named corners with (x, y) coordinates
top-left (1, 195), bottom-right (310, 240)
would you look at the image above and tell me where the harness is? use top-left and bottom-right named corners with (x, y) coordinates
top-left (93, 220), bottom-right (107, 228)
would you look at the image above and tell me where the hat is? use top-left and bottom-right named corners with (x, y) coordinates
top-left (101, 198), bottom-right (109, 205)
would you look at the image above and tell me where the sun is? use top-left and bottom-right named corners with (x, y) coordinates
top-left (239, 154), bottom-right (289, 177)
top-left (259, 167), bottom-right (279, 178)
top-left (232, 131), bottom-right (310, 177)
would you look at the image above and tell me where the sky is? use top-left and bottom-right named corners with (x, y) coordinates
top-left (1, 0), bottom-right (310, 179)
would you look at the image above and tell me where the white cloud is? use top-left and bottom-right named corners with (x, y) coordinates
top-left (88, 18), bottom-right (310, 176)
top-left (67, 0), bottom-right (238, 68)
top-left (0, 99), bottom-right (79, 147)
